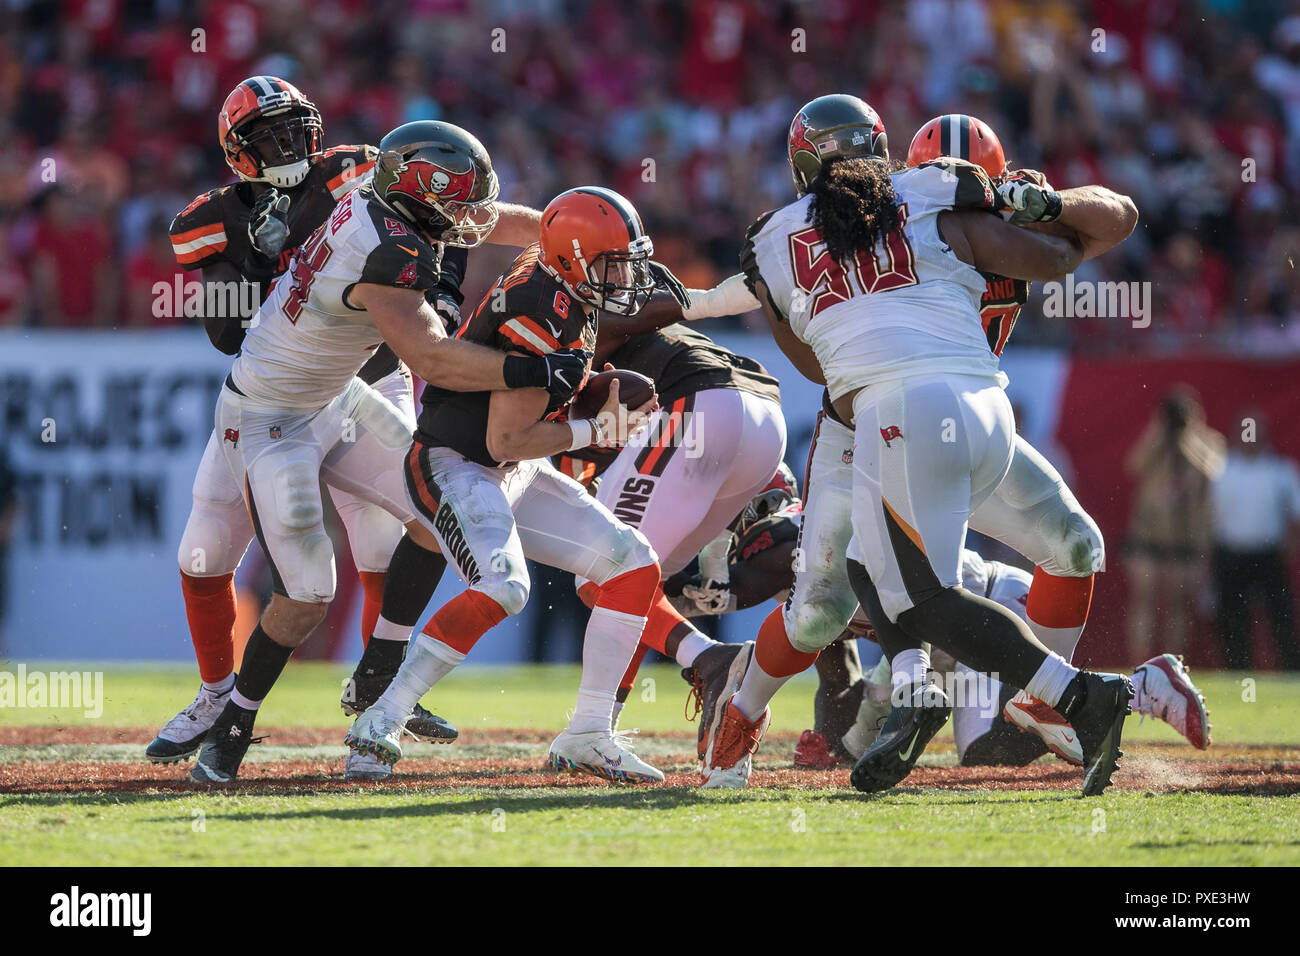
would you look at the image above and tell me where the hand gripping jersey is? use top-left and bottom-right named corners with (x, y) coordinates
top-left (168, 144), bottom-right (467, 381)
top-left (416, 243), bottom-right (596, 468)
top-left (228, 182), bottom-right (451, 409)
top-left (741, 158), bottom-right (1003, 399)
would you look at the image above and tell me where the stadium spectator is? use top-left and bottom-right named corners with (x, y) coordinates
top-left (28, 186), bottom-right (116, 327)
top-left (1210, 411), bottom-right (1300, 669)
top-left (1123, 386), bottom-right (1225, 661)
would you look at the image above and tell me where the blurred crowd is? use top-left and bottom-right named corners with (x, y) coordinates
top-left (2, 0), bottom-right (1300, 353)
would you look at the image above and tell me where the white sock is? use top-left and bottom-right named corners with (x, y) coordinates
top-left (1023, 652), bottom-right (1078, 709)
top-left (732, 656), bottom-right (789, 722)
top-left (675, 630), bottom-right (715, 668)
top-left (371, 614), bottom-right (411, 643)
top-left (230, 688), bottom-right (261, 711)
top-left (890, 648), bottom-right (930, 691)
top-left (1026, 619), bottom-right (1083, 661)
top-left (376, 634), bottom-right (464, 717)
top-left (203, 673), bottom-right (235, 695)
top-left (569, 605), bottom-right (646, 734)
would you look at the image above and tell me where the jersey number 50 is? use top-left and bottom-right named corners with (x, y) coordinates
top-left (787, 205), bottom-right (917, 319)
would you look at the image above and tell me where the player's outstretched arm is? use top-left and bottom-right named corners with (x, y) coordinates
top-left (486, 203), bottom-right (542, 247)
top-left (355, 282), bottom-right (585, 393)
top-left (941, 209), bottom-right (1083, 282)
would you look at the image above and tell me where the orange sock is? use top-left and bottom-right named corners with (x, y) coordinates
top-left (421, 589), bottom-right (507, 656)
top-left (754, 605), bottom-right (819, 678)
top-left (1024, 569), bottom-right (1093, 660)
top-left (180, 571), bottom-right (237, 684)
top-left (358, 571), bottom-right (386, 650)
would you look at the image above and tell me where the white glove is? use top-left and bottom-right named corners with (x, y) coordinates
top-left (997, 179), bottom-right (1063, 224)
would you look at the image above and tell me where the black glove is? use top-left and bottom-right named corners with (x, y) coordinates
top-left (649, 260), bottom-right (691, 309)
top-left (502, 347), bottom-right (592, 399)
top-left (248, 188), bottom-right (291, 259)
top-left (431, 292), bottom-right (462, 335)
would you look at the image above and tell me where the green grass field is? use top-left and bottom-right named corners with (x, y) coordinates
top-left (1, 664), bottom-right (1297, 866)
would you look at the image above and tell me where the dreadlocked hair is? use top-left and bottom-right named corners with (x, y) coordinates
top-left (806, 157), bottom-right (902, 266)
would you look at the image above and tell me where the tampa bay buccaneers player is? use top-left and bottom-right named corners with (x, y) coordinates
top-left (347, 187), bottom-right (686, 784)
top-left (190, 120), bottom-right (588, 783)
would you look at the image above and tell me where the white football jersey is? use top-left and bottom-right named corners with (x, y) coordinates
top-left (231, 184), bottom-right (445, 409)
top-left (960, 548), bottom-right (1031, 617)
top-left (742, 159), bottom-right (1005, 400)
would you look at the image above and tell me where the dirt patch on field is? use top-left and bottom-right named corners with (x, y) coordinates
top-left (2, 752), bottom-right (1296, 797)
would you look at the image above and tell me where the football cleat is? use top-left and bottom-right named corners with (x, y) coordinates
top-left (344, 748), bottom-right (392, 782)
top-left (793, 729), bottom-right (847, 769)
top-left (1068, 672), bottom-right (1134, 797)
top-left (547, 729), bottom-right (665, 784)
top-left (839, 657), bottom-right (892, 761)
top-left (1004, 690), bottom-right (1083, 766)
top-left (683, 641), bottom-right (754, 761)
top-left (190, 704), bottom-right (257, 783)
top-left (850, 678), bottom-right (950, 793)
top-left (960, 683), bottom-right (1048, 766)
top-left (344, 708), bottom-right (407, 767)
top-left (342, 671), bottom-right (458, 745)
top-left (146, 680), bottom-right (233, 763)
top-left (1131, 654), bottom-right (1210, 750)
top-left (701, 698), bottom-right (771, 790)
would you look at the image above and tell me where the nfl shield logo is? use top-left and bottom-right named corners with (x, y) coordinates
top-left (842, 447), bottom-right (854, 464)
top-left (269, 424), bottom-right (282, 439)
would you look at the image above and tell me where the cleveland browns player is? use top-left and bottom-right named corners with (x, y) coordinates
top-left (149, 77), bottom-right (540, 769)
top-left (188, 120), bottom-right (587, 783)
top-left (347, 187), bottom-right (688, 784)
top-left (546, 307), bottom-right (785, 759)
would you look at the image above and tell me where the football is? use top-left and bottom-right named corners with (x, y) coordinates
top-left (569, 369), bottom-right (657, 420)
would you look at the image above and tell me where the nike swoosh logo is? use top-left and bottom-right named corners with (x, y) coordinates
top-left (898, 730), bottom-right (922, 762)
top-left (1063, 733), bottom-right (1075, 743)
top-left (396, 244), bottom-right (418, 256)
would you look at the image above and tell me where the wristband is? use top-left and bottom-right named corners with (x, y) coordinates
top-left (502, 353), bottom-right (544, 389)
top-left (567, 419), bottom-right (596, 451)
top-left (682, 273), bottom-right (762, 320)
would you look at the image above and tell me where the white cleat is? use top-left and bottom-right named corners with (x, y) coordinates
top-left (840, 656), bottom-right (893, 761)
top-left (1004, 690), bottom-right (1083, 766)
top-left (547, 729), bottom-right (665, 784)
top-left (701, 699), bottom-right (771, 790)
top-left (344, 748), bottom-right (392, 781)
top-left (1132, 654), bottom-right (1211, 749)
top-left (145, 682), bottom-right (232, 763)
top-left (344, 708), bottom-right (407, 767)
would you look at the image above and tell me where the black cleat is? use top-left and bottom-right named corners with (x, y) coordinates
top-left (190, 704), bottom-right (258, 783)
top-left (1068, 672), bottom-right (1134, 796)
top-left (342, 666), bottom-right (458, 744)
top-left (850, 679), bottom-right (951, 793)
top-left (682, 641), bottom-right (754, 762)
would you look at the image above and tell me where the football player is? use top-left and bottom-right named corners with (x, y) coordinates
top-left (701, 94), bottom-right (1136, 795)
top-left (550, 309), bottom-right (786, 757)
top-left (189, 121), bottom-right (588, 783)
top-left (346, 187), bottom-right (686, 784)
top-left (150, 77), bottom-right (540, 767)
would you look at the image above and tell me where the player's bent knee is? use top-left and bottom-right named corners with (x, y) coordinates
top-left (786, 595), bottom-right (858, 655)
top-left (1046, 511), bottom-right (1105, 577)
top-left (176, 499), bottom-right (250, 575)
top-left (485, 577), bottom-right (530, 618)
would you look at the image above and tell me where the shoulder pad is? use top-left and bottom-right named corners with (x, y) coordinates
top-left (322, 144), bottom-right (379, 199)
top-left (740, 209), bottom-right (778, 302)
top-left (903, 159), bottom-right (998, 211)
top-left (169, 188), bottom-right (232, 268)
top-left (357, 210), bottom-right (443, 292)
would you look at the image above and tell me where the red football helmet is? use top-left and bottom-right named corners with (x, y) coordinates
top-left (538, 187), bottom-right (654, 316)
top-left (906, 114), bottom-right (1007, 179)
top-left (218, 75), bottom-right (323, 188)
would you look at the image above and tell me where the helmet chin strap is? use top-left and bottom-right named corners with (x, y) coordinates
top-left (259, 160), bottom-right (311, 189)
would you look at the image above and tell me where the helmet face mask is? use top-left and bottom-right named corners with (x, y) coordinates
top-left (235, 111), bottom-right (321, 187)
top-left (582, 236), bottom-right (654, 315)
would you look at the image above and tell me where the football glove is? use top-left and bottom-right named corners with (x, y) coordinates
top-left (682, 578), bottom-right (731, 616)
top-left (998, 177), bottom-right (1063, 224)
top-left (649, 261), bottom-right (691, 309)
top-left (248, 188), bottom-right (291, 259)
top-left (431, 292), bottom-right (462, 335)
